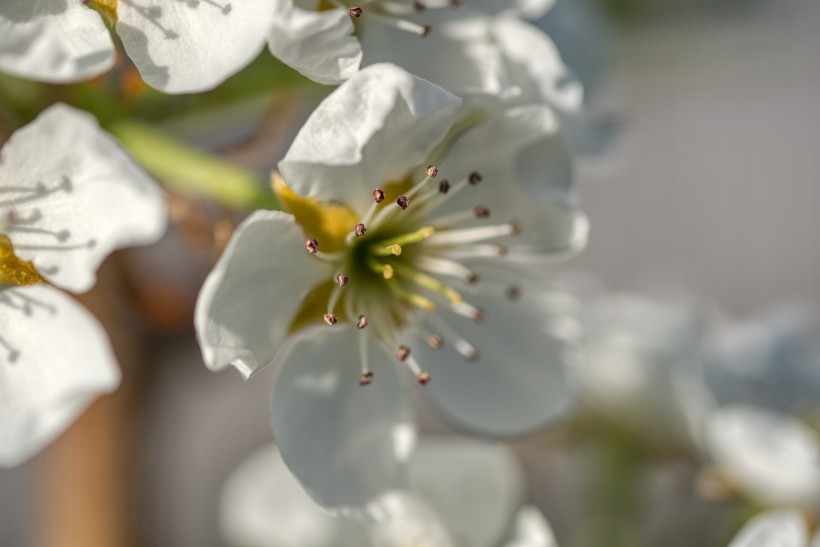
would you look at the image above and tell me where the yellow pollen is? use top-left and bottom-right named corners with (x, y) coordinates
top-left (0, 235), bottom-right (45, 287)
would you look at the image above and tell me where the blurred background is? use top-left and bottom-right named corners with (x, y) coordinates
top-left (2, 0), bottom-right (820, 545)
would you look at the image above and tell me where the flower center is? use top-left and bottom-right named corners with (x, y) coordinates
top-left (278, 164), bottom-right (523, 386)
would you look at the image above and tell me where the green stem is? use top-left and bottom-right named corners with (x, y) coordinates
top-left (108, 120), bottom-right (280, 211)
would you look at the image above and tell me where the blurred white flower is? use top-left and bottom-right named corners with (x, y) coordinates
top-left (726, 510), bottom-right (818, 547)
top-left (196, 63), bottom-right (585, 516)
top-left (705, 405), bottom-right (820, 511)
top-left (221, 437), bottom-right (558, 547)
top-left (0, 103), bottom-right (167, 466)
top-left (0, 0), bottom-right (274, 93)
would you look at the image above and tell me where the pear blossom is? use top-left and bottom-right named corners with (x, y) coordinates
top-left (196, 63), bottom-right (585, 515)
top-left (726, 510), bottom-right (820, 547)
top-left (221, 438), bottom-right (559, 547)
top-left (0, 103), bottom-right (166, 466)
top-left (0, 0), bottom-right (274, 93)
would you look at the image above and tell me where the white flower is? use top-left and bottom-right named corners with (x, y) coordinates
top-left (726, 510), bottom-right (818, 547)
top-left (196, 63), bottom-right (585, 515)
top-left (0, 0), bottom-right (274, 93)
top-left (0, 103), bottom-right (166, 466)
top-left (705, 405), bottom-right (820, 511)
top-left (220, 437), bottom-right (559, 547)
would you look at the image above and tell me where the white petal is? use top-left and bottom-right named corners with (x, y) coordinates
top-left (409, 438), bottom-right (524, 547)
top-left (0, 1), bottom-right (115, 83)
top-left (195, 210), bottom-right (328, 378)
top-left (410, 267), bottom-right (581, 436)
top-left (502, 506), bottom-right (559, 547)
top-left (436, 105), bottom-right (587, 256)
top-left (0, 104), bottom-right (167, 293)
top-left (706, 405), bottom-right (820, 508)
top-left (220, 443), bottom-right (369, 547)
top-left (727, 511), bottom-right (807, 547)
top-left (491, 17), bottom-right (583, 116)
top-left (117, 0), bottom-right (274, 93)
top-left (368, 494), bottom-right (455, 547)
top-left (267, 0), bottom-right (362, 85)
top-left (279, 63), bottom-right (462, 214)
top-left (360, 12), bottom-right (507, 97)
top-left (270, 329), bottom-right (416, 518)
top-left (0, 285), bottom-right (119, 467)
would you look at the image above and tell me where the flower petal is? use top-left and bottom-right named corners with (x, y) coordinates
top-left (117, 0), bottom-right (274, 93)
top-left (0, 1), bottom-right (115, 83)
top-left (706, 405), bottom-right (820, 508)
top-left (727, 511), bottom-right (807, 547)
top-left (409, 438), bottom-right (525, 547)
top-left (409, 266), bottom-right (581, 436)
top-left (468, 0), bottom-right (556, 19)
top-left (195, 210), bottom-right (328, 379)
top-left (436, 104), bottom-right (588, 256)
top-left (279, 63), bottom-right (462, 214)
top-left (0, 285), bottom-right (119, 467)
top-left (220, 443), bottom-right (369, 547)
top-left (0, 104), bottom-right (167, 293)
top-left (267, 0), bottom-right (362, 85)
top-left (502, 506), bottom-right (559, 547)
top-left (270, 329), bottom-right (415, 518)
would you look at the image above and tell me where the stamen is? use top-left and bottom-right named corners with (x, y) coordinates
top-left (396, 195), bottom-right (410, 209)
top-left (348, 5), bottom-right (363, 17)
top-left (468, 171), bottom-right (482, 185)
top-left (372, 243), bottom-right (403, 257)
top-left (506, 284), bottom-right (522, 300)
top-left (359, 371), bottom-right (374, 386)
top-left (439, 180), bottom-right (450, 194)
top-left (426, 222), bottom-right (520, 246)
top-left (367, 10), bottom-right (432, 36)
top-left (430, 205), bottom-right (490, 227)
top-left (426, 165), bottom-right (439, 178)
top-left (426, 315), bottom-right (479, 361)
top-left (417, 256), bottom-right (477, 283)
top-left (403, 353), bottom-right (430, 385)
top-left (335, 273), bottom-right (349, 287)
top-left (373, 188), bottom-right (385, 203)
top-left (395, 345), bottom-right (411, 361)
top-left (428, 334), bottom-right (443, 349)
top-left (474, 206), bottom-right (490, 218)
top-left (323, 313), bottom-right (338, 326)
top-left (367, 259), bottom-right (395, 279)
top-left (440, 244), bottom-right (507, 259)
top-left (388, 282), bottom-right (435, 311)
top-left (391, 262), bottom-right (463, 305)
top-left (305, 238), bottom-right (319, 254)
top-left (354, 223), bottom-right (367, 237)
top-left (453, 301), bottom-right (486, 323)
top-left (357, 315), bottom-right (368, 329)
top-left (358, 328), bottom-right (373, 386)
top-left (371, 227), bottom-right (435, 257)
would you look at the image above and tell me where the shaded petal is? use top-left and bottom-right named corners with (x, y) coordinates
top-left (409, 266), bottom-right (581, 436)
top-left (502, 506), bottom-right (559, 547)
top-left (271, 329), bottom-right (415, 518)
top-left (0, 285), bottom-right (119, 467)
top-left (0, 1), bottom-right (115, 83)
top-left (436, 105), bottom-right (587, 256)
top-left (706, 405), bottom-right (820, 508)
top-left (279, 63), bottom-right (462, 214)
top-left (368, 495), bottom-right (455, 547)
top-left (195, 210), bottom-right (328, 378)
top-left (409, 438), bottom-right (524, 547)
top-left (0, 104), bottom-right (167, 293)
top-left (117, 0), bottom-right (274, 93)
top-left (220, 444), bottom-right (369, 547)
top-left (727, 511), bottom-right (807, 547)
top-left (268, 0), bottom-right (361, 85)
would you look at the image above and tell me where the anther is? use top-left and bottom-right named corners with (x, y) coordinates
top-left (357, 315), bottom-right (368, 329)
top-left (426, 165), bottom-right (438, 178)
top-left (373, 188), bottom-right (385, 203)
top-left (414, 1), bottom-right (426, 12)
top-left (474, 206), bottom-right (490, 218)
top-left (506, 284), bottom-right (521, 300)
top-left (348, 6), bottom-right (363, 17)
top-left (305, 238), bottom-right (319, 254)
top-left (428, 334), bottom-right (443, 349)
top-left (421, 24), bottom-right (431, 37)
top-left (468, 171), bottom-right (482, 185)
top-left (396, 195), bottom-right (410, 209)
top-left (417, 371), bottom-right (431, 385)
top-left (496, 245), bottom-right (508, 256)
top-left (323, 313), bottom-right (338, 326)
top-left (473, 307), bottom-right (486, 324)
top-left (510, 220), bottom-right (523, 235)
top-left (451, 0), bottom-right (461, 5)
top-left (466, 349), bottom-right (480, 362)
top-left (359, 371), bottom-right (374, 386)
top-left (335, 273), bottom-right (349, 287)
top-left (439, 180), bottom-right (450, 194)
top-left (352, 224), bottom-right (366, 238)
top-left (467, 272), bottom-right (480, 284)
top-left (395, 345), bottom-right (411, 362)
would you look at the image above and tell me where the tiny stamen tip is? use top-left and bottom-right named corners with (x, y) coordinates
top-left (510, 220), bottom-right (523, 235)
top-left (357, 315), bottom-right (368, 329)
top-left (426, 165), bottom-right (438, 178)
top-left (467, 272), bottom-right (480, 284)
top-left (428, 335), bottom-right (443, 349)
top-left (474, 206), bottom-right (490, 218)
top-left (450, 0), bottom-right (462, 6)
top-left (467, 350), bottom-right (480, 362)
top-left (389, 244), bottom-right (402, 256)
top-left (354, 223), bottom-right (367, 237)
top-left (495, 245), bottom-right (508, 256)
top-left (359, 371), bottom-right (374, 386)
top-left (395, 345), bottom-right (411, 361)
top-left (396, 195), bottom-right (410, 209)
top-left (414, 1), bottom-right (426, 12)
top-left (438, 180), bottom-right (451, 194)
top-left (335, 273), bottom-right (349, 287)
top-left (473, 308), bottom-right (487, 324)
top-left (373, 188), bottom-right (385, 203)
top-left (305, 238), bottom-right (319, 254)
top-left (348, 6), bottom-right (363, 17)
top-left (506, 284), bottom-right (521, 300)
top-left (417, 371), bottom-right (431, 385)
top-left (421, 24), bottom-right (432, 37)
top-left (468, 171), bottom-right (483, 185)
top-left (323, 313), bottom-right (338, 326)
